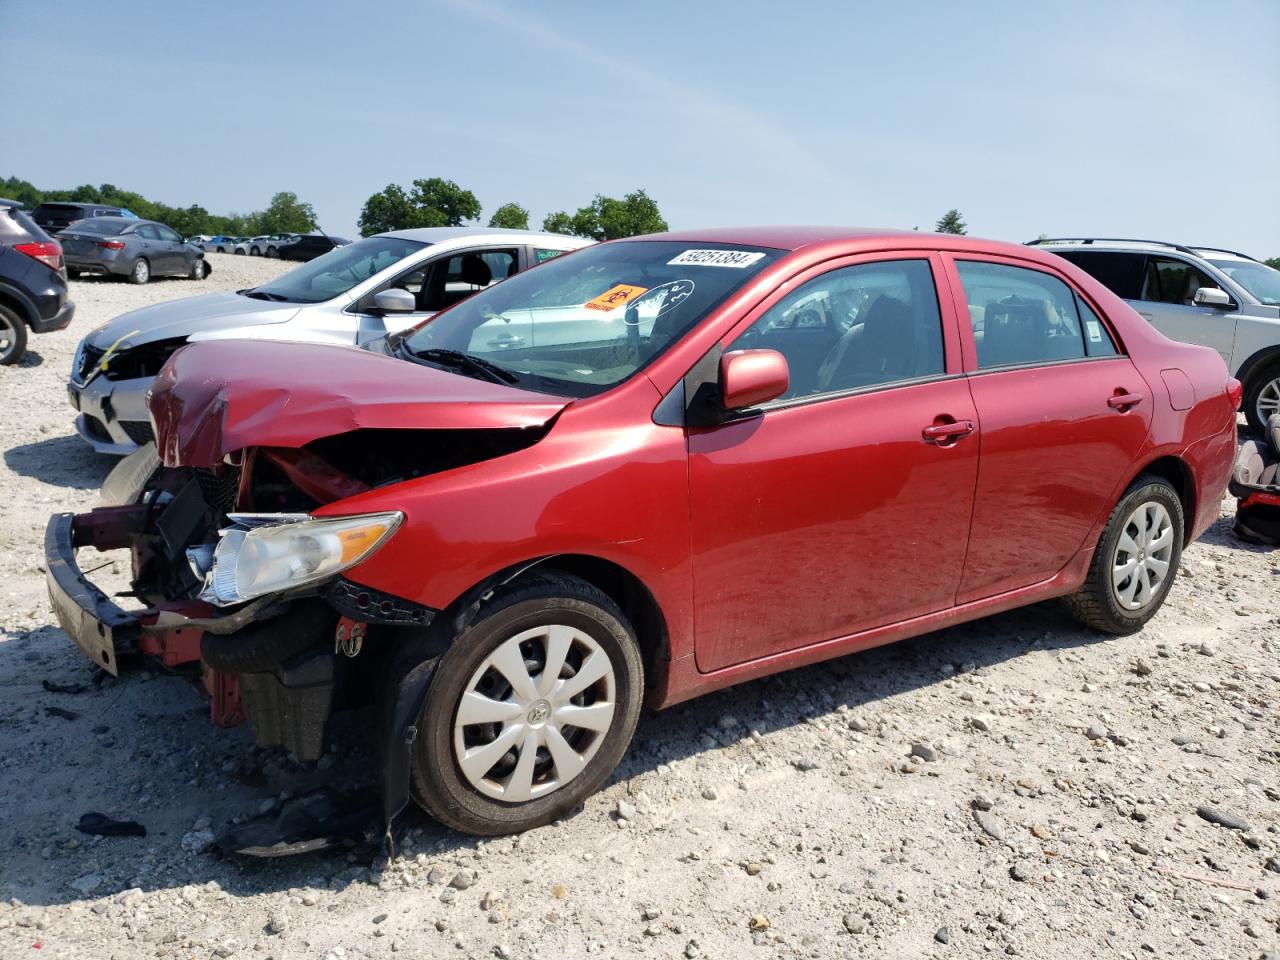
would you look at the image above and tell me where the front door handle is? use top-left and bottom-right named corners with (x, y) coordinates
top-left (922, 419), bottom-right (974, 442)
top-left (1107, 392), bottom-right (1144, 410)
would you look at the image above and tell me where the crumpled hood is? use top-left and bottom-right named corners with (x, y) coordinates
top-left (87, 292), bottom-right (301, 348)
top-left (149, 340), bottom-right (571, 467)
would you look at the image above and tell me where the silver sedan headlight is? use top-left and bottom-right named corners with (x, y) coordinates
top-left (200, 511), bottom-right (403, 606)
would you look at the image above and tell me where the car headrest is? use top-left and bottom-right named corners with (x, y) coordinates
top-left (459, 254), bottom-right (492, 287)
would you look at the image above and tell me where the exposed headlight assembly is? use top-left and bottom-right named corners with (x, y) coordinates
top-left (200, 512), bottom-right (403, 607)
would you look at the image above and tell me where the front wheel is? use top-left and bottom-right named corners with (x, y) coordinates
top-left (249, 246), bottom-right (260, 257)
top-left (189, 259), bottom-right (207, 280)
top-left (1062, 476), bottom-right (1184, 634)
top-left (1243, 361), bottom-right (1280, 435)
top-left (128, 258), bottom-right (150, 285)
top-left (410, 572), bottom-right (643, 835)
top-left (265, 246), bottom-right (279, 258)
top-left (0, 304), bottom-right (28, 365)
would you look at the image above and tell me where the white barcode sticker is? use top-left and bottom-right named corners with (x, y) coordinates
top-left (667, 249), bottom-right (766, 268)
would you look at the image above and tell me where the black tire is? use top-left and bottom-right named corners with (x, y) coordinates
top-left (234, 248), bottom-right (245, 255)
top-left (1242, 360), bottom-right (1280, 436)
top-left (200, 601), bottom-right (334, 674)
top-left (1062, 476), bottom-right (1184, 635)
top-left (249, 246), bottom-right (260, 257)
top-left (67, 267), bottom-right (81, 280)
top-left (128, 258), bottom-right (150, 285)
top-left (410, 571), bottom-right (644, 835)
top-left (0, 304), bottom-right (28, 365)
top-left (189, 259), bottom-right (207, 280)
top-left (266, 246), bottom-right (279, 259)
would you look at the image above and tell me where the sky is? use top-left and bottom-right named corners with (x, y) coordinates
top-left (1, 0), bottom-right (1277, 254)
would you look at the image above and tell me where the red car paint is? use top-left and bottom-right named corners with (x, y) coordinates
top-left (154, 228), bottom-right (1238, 710)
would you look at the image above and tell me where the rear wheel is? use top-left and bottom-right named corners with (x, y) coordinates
top-left (266, 246), bottom-right (279, 258)
top-left (0, 305), bottom-right (28, 365)
top-left (1063, 476), bottom-right (1183, 634)
top-left (128, 258), bottom-right (150, 285)
top-left (249, 246), bottom-right (260, 257)
top-left (410, 572), bottom-right (643, 835)
top-left (1243, 361), bottom-right (1280, 435)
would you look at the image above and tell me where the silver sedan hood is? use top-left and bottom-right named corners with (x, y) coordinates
top-left (84, 292), bottom-right (302, 348)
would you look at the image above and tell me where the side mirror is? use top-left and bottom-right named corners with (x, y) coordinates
top-left (372, 288), bottom-right (416, 314)
top-left (1193, 286), bottom-right (1233, 309)
top-left (719, 349), bottom-right (790, 410)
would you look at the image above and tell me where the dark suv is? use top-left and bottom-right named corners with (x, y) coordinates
top-left (0, 199), bottom-right (75, 364)
top-left (31, 202), bottom-right (136, 235)
top-left (275, 234), bottom-right (349, 261)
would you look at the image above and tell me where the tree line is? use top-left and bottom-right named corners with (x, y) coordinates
top-left (356, 178), bottom-right (668, 241)
top-left (1, 176), bottom-right (318, 237)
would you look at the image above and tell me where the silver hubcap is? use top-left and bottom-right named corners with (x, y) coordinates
top-left (135, 261), bottom-right (148, 281)
top-left (453, 624), bottom-right (616, 803)
top-left (1257, 376), bottom-right (1280, 425)
top-left (1112, 501), bottom-right (1174, 611)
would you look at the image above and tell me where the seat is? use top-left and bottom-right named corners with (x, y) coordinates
top-left (816, 295), bottom-right (916, 392)
top-left (440, 255), bottom-right (492, 308)
top-left (977, 298), bottom-right (1044, 367)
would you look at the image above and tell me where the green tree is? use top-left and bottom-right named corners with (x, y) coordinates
top-left (546, 189), bottom-right (668, 241)
top-left (252, 191), bottom-right (318, 234)
top-left (1266, 257), bottom-right (1280, 271)
top-left (541, 210), bottom-right (574, 235)
top-left (1, 176), bottom-right (43, 207)
top-left (409, 177), bottom-right (481, 226)
top-left (488, 202), bottom-right (529, 230)
top-left (935, 209), bottom-right (967, 235)
top-left (357, 178), bottom-right (481, 236)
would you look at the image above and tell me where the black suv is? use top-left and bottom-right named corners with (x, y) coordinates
top-left (0, 199), bottom-right (75, 364)
top-left (275, 233), bottom-right (349, 262)
top-left (31, 202), bottom-right (136, 235)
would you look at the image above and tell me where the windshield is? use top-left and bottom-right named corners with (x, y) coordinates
top-left (249, 235), bottom-right (428, 304)
top-left (401, 240), bottom-right (782, 396)
top-left (1208, 259), bottom-right (1280, 306)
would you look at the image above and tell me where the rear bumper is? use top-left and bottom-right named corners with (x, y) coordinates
top-left (1187, 426), bottom-right (1237, 542)
top-left (65, 252), bottom-right (130, 276)
top-left (30, 298), bottom-right (75, 333)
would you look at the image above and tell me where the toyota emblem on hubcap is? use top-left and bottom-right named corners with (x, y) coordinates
top-left (527, 699), bottom-right (551, 724)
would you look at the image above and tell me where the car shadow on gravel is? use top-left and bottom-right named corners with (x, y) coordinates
top-left (0, 595), bottom-right (1111, 909)
top-left (4, 434), bottom-right (113, 490)
top-left (11, 348), bottom-right (44, 368)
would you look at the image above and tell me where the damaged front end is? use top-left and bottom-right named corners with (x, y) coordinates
top-left (46, 340), bottom-right (570, 847)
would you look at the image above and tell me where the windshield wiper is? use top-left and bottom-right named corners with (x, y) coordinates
top-left (402, 346), bottom-right (519, 385)
top-left (242, 289), bottom-right (290, 302)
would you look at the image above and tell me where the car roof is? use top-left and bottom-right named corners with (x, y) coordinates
top-left (1028, 237), bottom-right (1259, 263)
top-left (379, 226), bottom-right (593, 249)
top-left (0, 197), bottom-right (23, 210)
top-left (621, 225), bottom-right (1047, 261)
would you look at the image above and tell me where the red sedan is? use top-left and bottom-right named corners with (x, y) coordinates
top-left (47, 227), bottom-right (1239, 837)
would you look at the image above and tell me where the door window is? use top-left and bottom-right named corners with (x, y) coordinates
top-left (1054, 251), bottom-right (1145, 300)
top-left (424, 248), bottom-right (518, 311)
top-left (957, 260), bottom-right (1104, 368)
top-left (1141, 257), bottom-right (1215, 306)
top-left (156, 225), bottom-right (182, 243)
top-left (728, 259), bottom-right (945, 400)
top-left (135, 224), bottom-right (161, 240)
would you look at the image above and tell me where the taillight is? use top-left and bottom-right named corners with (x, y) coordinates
top-left (13, 240), bottom-right (63, 271)
top-left (1226, 377), bottom-right (1242, 410)
top-left (96, 240), bottom-right (126, 251)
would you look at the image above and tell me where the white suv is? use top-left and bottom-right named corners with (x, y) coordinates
top-left (1032, 238), bottom-right (1280, 433)
top-left (67, 227), bottom-right (592, 453)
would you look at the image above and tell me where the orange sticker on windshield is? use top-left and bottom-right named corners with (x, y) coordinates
top-left (584, 284), bottom-right (647, 312)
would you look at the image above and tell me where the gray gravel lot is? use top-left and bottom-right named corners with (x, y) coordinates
top-left (0, 255), bottom-right (1277, 959)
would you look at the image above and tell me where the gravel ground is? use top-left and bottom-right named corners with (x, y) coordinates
top-left (0, 256), bottom-right (1277, 959)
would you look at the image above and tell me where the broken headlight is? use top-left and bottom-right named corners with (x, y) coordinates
top-left (199, 512), bottom-right (403, 607)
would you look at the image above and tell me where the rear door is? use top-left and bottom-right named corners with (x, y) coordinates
top-left (945, 254), bottom-right (1153, 602)
top-left (1135, 255), bottom-right (1237, 364)
top-left (689, 253), bottom-right (979, 672)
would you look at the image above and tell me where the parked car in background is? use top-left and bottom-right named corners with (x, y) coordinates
top-left (274, 233), bottom-right (350, 261)
top-left (0, 198), bottom-right (75, 364)
top-left (31, 202), bottom-right (137, 234)
top-left (186, 234), bottom-right (213, 246)
top-left (65, 227), bottom-right (590, 453)
top-left (233, 235), bottom-right (266, 255)
top-left (46, 227), bottom-right (1239, 836)
top-left (1032, 238), bottom-right (1280, 433)
top-left (262, 234), bottom-right (300, 258)
top-left (211, 236), bottom-right (241, 253)
top-left (234, 234), bottom-right (297, 256)
top-left (58, 216), bottom-right (209, 286)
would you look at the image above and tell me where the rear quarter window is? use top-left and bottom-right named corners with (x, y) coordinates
top-left (1053, 251), bottom-right (1145, 300)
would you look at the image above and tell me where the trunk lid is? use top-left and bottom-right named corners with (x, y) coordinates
top-left (149, 340), bottom-right (571, 467)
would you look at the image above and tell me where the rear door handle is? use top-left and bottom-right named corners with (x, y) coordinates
top-left (1107, 392), bottom-right (1144, 410)
top-left (922, 420), bottom-right (974, 442)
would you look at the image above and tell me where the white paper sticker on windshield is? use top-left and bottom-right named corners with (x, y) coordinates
top-left (1085, 319), bottom-right (1103, 342)
top-left (667, 249), bottom-right (766, 268)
